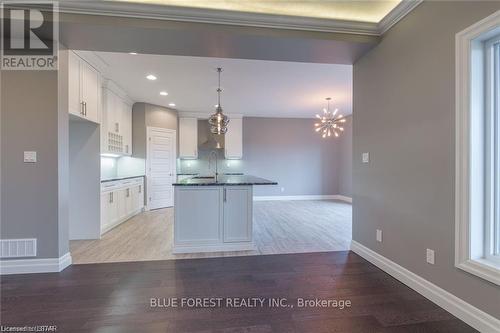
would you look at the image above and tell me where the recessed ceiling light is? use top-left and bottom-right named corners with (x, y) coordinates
top-left (146, 74), bottom-right (157, 80)
top-left (129, 52), bottom-right (138, 55)
top-left (160, 91), bottom-right (168, 96)
top-left (168, 103), bottom-right (176, 107)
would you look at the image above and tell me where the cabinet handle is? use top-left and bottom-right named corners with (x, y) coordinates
top-left (109, 192), bottom-right (113, 203)
top-left (83, 102), bottom-right (87, 116)
top-left (126, 188), bottom-right (130, 197)
top-left (223, 188), bottom-right (227, 202)
top-left (126, 145), bottom-right (129, 154)
top-left (139, 185), bottom-right (142, 193)
top-left (80, 102), bottom-right (85, 115)
top-left (115, 122), bottom-right (119, 133)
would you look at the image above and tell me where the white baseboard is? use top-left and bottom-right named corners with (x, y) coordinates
top-left (253, 194), bottom-right (352, 203)
top-left (350, 241), bottom-right (500, 333)
top-left (0, 252), bottom-right (72, 275)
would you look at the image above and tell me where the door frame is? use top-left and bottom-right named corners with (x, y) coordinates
top-left (146, 127), bottom-right (177, 211)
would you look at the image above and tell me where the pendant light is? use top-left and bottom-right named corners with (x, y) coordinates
top-left (314, 97), bottom-right (346, 138)
top-left (208, 67), bottom-right (229, 134)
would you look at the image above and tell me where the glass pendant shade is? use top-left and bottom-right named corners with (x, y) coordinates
top-left (209, 68), bottom-right (229, 134)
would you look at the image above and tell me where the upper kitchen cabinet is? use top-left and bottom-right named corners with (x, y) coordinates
top-left (224, 117), bottom-right (243, 159)
top-left (102, 80), bottom-right (134, 156)
top-left (179, 117), bottom-right (198, 159)
top-left (68, 51), bottom-right (101, 123)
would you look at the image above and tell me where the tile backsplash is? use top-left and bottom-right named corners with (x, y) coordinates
top-left (101, 156), bottom-right (146, 180)
top-left (177, 149), bottom-right (243, 175)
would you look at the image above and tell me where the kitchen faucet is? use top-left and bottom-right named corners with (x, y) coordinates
top-left (208, 150), bottom-right (219, 180)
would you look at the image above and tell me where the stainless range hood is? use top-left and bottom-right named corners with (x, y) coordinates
top-left (198, 119), bottom-right (225, 150)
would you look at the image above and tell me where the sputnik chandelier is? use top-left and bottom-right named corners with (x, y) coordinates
top-left (208, 67), bottom-right (229, 134)
top-left (315, 97), bottom-right (345, 138)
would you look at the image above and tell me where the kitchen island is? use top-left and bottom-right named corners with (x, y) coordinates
top-left (173, 175), bottom-right (277, 253)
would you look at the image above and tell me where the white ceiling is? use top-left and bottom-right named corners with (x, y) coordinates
top-left (89, 51), bottom-right (352, 118)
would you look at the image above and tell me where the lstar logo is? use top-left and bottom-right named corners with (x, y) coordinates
top-left (1, 1), bottom-right (58, 70)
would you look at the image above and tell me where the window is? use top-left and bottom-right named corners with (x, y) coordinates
top-left (455, 11), bottom-right (500, 286)
top-left (484, 36), bottom-right (500, 264)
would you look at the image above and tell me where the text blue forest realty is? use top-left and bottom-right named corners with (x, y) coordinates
top-left (150, 297), bottom-right (352, 309)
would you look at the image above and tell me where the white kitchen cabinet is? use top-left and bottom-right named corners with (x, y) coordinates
top-left (101, 191), bottom-right (118, 233)
top-left (223, 186), bottom-right (252, 242)
top-left (173, 185), bottom-right (254, 253)
top-left (101, 81), bottom-right (133, 155)
top-left (179, 118), bottom-right (198, 159)
top-left (100, 177), bottom-right (144, 235)
top-left (132, 183), bottom-right (144, 211)
top-left (68, 51), bottom-right (100, 123)
top-left (224, 117), bottom-right (243, 159)
top-left (121, 100), bottom-right (133, 155)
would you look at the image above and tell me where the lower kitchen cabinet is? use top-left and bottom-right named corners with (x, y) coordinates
top-left (101, 177), bottom-right (144, 235)
top-left (223, 187), bottom-right (252, 242)
top-left (173, 185), bottom-right (254, 253)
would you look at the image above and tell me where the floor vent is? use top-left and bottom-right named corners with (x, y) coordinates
top-left (0, 239), bottom-right (37, 258)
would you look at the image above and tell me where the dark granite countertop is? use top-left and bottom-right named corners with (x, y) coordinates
top-left (101, 175), bottom-right (145, 183)
top-left (173, 175), bottom-right (277, 186)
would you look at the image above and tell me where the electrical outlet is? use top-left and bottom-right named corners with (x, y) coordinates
top-left (23, 151), bottom-right (37, 163)
top-left (376, 229), bottom-right (382, 242)
top-left (362, 152), bottom-right (370, 163)
top-left (426, 249), bottom-right (435, 264)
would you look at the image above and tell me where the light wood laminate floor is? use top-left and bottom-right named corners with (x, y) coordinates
top-left (70, 200), bottom-right (352, 264)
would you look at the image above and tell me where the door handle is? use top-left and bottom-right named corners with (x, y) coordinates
top-left (223, 188), bottom-right (227, 202)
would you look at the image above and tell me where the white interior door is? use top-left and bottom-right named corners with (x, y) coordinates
top-left (147, 127), bottom-right (176, 210)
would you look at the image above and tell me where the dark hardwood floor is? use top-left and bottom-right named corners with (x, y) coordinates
top-left (1, 251), bottom-right (476, 332)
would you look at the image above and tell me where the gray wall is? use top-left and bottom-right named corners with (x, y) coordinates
top-left (1, 69), bottom-right (68, 259)
top-left (69, 121), bottom-right (100, 240)
top-left (353, 1), bottom-right (500, 318)
top-left (338, 115), bottom-right (352, 197)
top-left (179, 117), bottom-right (350, 197)
top-left (243, 117), bottom-right (339, 196)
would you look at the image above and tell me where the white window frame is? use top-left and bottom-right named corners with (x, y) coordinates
top-left (484, 35), bottom-right (500, 265)
top-left (455, 10), bottom-right (500, 286)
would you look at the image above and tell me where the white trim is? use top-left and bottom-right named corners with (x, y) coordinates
top-left (350, 241), bottom-right (500, 333)
top-left (51, 1), bottom-right (420, 36)
top-left (377, 0), bottom-right (423, 35)
top-left (0, 252), bottom-right (72, 275)
top-left (173, 242), bottom-right (256, 254)
top-left (253, 194), bottom-right (351, 203)
top-left (455, 10), bottom-right (500, 286)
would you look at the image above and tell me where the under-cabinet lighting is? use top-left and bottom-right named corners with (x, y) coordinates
top-left (101, 153), bottom-right (120, 158)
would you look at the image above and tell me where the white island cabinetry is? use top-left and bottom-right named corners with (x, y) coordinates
top-left (173, 185), bottom-right (254, 253)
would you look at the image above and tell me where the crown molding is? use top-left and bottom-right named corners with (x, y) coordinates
top-left (378, 0), bottom-right (423, 34)
top-left (56, 0), bottom-right (421, 36)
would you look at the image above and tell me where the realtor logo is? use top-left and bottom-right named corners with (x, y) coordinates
top-left (1, 1), bottom-right (58, 70)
